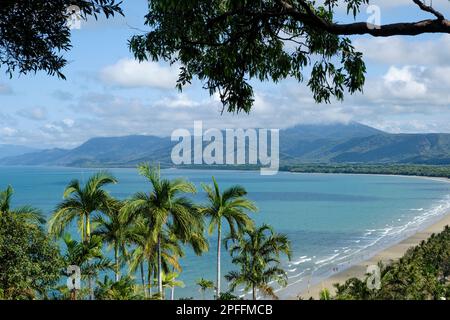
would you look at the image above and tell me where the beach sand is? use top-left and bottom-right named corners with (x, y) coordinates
top-left (287, 209), bottom-right (450, 300)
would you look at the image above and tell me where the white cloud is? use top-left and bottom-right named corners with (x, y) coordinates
top-left (355, 35), bottom-right (450, 66)
top-left (43, 123), bottom-right (64, 133)
top-left (99, 58), bottom-right (179, 90)
top-left (383, 66), bottom-right (427, 99)
top-left (62, 118), bottom-right (75, 127)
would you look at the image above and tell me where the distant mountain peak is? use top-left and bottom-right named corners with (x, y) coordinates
top-left (1, 123), bottom-right (449, 166)
top-left (282, 121), bottom-right (384, 141)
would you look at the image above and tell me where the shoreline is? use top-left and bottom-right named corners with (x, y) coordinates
top-left (2, 164), bottom-right (449, 181)
top-left (287, 208), bottom-right (450, 300)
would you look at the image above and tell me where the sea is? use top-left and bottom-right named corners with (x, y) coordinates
top-left (1, 166), bottom-right (450, 299)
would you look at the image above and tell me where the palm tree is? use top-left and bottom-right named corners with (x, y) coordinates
top-left (128, 222), bottom-right (184, 299)
top-left (161, 271), bottom-right (184, 300)
top-left (61, 234), bottom-right (112, 300)
top-left (122, 163), bottom-right (201, 298)
top-left (0, 185), bottom-right (45, 226)
top-left (95, 275), bottom-right (140, 300)
top-left (127, 213), bottom-right (208, 299)
top-left (49, 171), bottom-right (117, 242)
top-left (92, 198), bottom-right (135, 282)
top-left (200, 177), bottom-right (257, 298)
top-left (225, 224), bottom-right (291, 300)
top-left (196, 278), bottom-right (215, 300)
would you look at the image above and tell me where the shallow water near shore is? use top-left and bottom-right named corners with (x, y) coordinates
top-left (1, 166), bottom-right (450, 299)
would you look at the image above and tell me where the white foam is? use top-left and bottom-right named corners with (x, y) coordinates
top-left (290, 256), bottom-right (312, 265)
top-left (315, 253), bottom-right (340, 265)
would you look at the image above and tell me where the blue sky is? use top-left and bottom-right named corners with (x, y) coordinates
top-left (1, 0), bottom-right (450, 148)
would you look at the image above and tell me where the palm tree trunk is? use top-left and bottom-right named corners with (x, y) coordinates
top-left (140, 262), bottom-right (147, 298)
top-left (157, 234), bottom-right (163, 299)
top-left (252, 285), bottom-right (256, 300)
top-left (114, 244), bottom-right (120, 282)
top-left (86, 212), bottom-right (91, 242)
top-left (171, 286), bottom-right (175, 300)
top-left (216, 224), bottom-right (222, 299)
top-left (88, 277), bottom-right (93, 300)
top-left (147, 259), bottom-right (153, 297)
top-left (71, 289), bottom-right (77, 301)
top-left (86, 211), bottom-right (93, 300)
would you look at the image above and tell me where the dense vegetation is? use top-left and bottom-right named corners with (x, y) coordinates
top-left (181, 163), bottom-right (450, 179)
top-left (330, 226), bottom-right (450, 300)
top-left (286, 164), bottom-right (450, 179)
top-left (0, 164), bottom-right (291, 300)
top-left (0, 214), bottom-right (63, 299)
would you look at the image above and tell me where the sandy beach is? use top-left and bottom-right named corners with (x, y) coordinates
top-left (285, 208), bottom-right (450, 300)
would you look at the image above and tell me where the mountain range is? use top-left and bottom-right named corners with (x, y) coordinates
top-left (1, 122), bottom-right (450, 167)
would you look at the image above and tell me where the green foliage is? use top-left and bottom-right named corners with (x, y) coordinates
top-left (122, 163), bottom-right (205, 298)
top-left (92, 198), bottom-right (135, 281)
top-left (0, 214), bottom-right (63, 299)
top-left (0, 0), bottom-right (123, 79)
top-left (334, 226), bottom-right (450, 300)
top-left (0, 185), bottom-right (45, 225)
top-left (225, 224), bottom-right (292, 300)
top-left (49, 171), bottom-right (117, 242)
top-left (129, 0), bottom-right (367, 113)
top-left (319, 288), bottom-right (331, 300)
top-left (200, 176), bottom-right (257, 297)
top-left (58, 233), bottom-right (112, 300)
top-left (287, 164), bottom-right (450, 179)
top-left (95, 275), bottom-right (142, 300)
top-left (61, 234), bottom-right (112, 279)
top-left (201, 176), bottom-right (257, 239)
top-left (217, 291), bottom-right (242, 300)
top-left (1, 169), bottom-right (289, 300)
top-left (196, 278), bottom-right (215, 300)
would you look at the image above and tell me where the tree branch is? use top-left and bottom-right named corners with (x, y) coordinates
top-left (277, 0), bottom-right (450, 37)
top-left (328, 19), bottom-right (450, 36)
top-left (204, 1), bottom-right (450, 40)
top-left (412, 0), bottom-right (445, 20)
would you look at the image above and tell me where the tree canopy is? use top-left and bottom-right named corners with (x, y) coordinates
top-left (0, 214), bottom-right (63, 299)
top-left (3, 1), bottom-right (450, 112)
top-left (0, 0), bottom-right (123, 79)
top-left (129, 0), bottom-right (450, 112)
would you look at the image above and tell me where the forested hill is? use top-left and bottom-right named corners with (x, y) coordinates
top-left (1, 122), bottom-right (450, 166)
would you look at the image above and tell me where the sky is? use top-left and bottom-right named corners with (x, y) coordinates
top-left (1, 0), bottom-right (450, 148)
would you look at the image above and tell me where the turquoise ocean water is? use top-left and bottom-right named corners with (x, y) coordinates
top-left (1, 166), bottom-right (450, 299)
